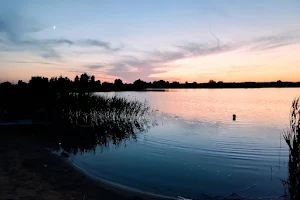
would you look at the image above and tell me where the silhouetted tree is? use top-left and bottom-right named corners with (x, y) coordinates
top-left (88, 75), bottom-right (96, 91)
top-left (79, 73), bottom-right (91, 92)
top-left (18, 80), bottom-right (27, 87)
top-left (170, 81), bottom-right (180, 88)
top-left (153, 80), bottom-right (167, 88)
top-left (133, 79), bottom-right (147, 89)
top-left (102, 82), bottom-right (114, 90)
top-left (50, 77), bottom-right (58, 82)
top-left (1, 74), bottom-right (300, 94)
top-left (29, 76), bottom-right (49, 85)
top-left (114, 79), bottom-right (123, 87)
top-left (74, 75), bottom-right (80, 83)
top-left (90, 76), bottom-right (95, 83)
top-left (208, 80), bottom-right (216, 84)
top-left (0, 82), bottom-right (12, 87)
top-left (29, 76), bottom-right (49, 93)
top-left (54, 76), bottom-right (71, 92)
top-left (80, 73), bottom-right (90, 83)
top-left (73, 75), bottom-right (80, 91)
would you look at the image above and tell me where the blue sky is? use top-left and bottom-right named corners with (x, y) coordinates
top-left (1, 0), bottom-right (300, 82)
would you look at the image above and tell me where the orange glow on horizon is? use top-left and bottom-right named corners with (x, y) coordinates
top-left (149, 44), bottom-right (300, 83)
top-left (1, 44), bottom-right (300, 83)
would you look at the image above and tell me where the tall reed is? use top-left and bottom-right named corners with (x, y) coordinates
top-left (283, 97), bottom-right (300, 200)
top-left (41, 92), bottom-right (157, 154)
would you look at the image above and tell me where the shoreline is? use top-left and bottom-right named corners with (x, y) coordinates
top-left (69, 160), bottom-right (176, 200)
top-left (0, 136), bottom-right (176, 200)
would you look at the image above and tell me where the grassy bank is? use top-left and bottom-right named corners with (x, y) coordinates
top-left (1, 92), bottom-right (157, 154)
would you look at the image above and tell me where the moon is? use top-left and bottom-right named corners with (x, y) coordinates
top-left (53, 26), bottom-right (56, 29)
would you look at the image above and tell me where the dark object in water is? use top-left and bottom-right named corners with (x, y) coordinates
top-left (233, 114), bottom-right (236, 121)
top-left (61, 151), bottom-right (70, 158)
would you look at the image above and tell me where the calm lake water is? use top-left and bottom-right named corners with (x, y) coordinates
top-left (69, 88), bottom-right (299, 199)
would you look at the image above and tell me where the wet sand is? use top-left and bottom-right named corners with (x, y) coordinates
top-left (0, 136), bottom-right (174, 200)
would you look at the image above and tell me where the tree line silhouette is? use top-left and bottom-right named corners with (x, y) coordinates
top-left (1, 73), bottom-right (300, 92)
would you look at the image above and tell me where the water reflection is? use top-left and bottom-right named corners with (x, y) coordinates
top-left (40, 117), bottom-right (156, 155)
top-left (114, 88), bottom-right (298, 127)
top-left (23, 91), bottom-right (299, 199)
top-left (37, 93), bottom-right (157, 155)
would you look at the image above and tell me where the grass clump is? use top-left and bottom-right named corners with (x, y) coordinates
top-left (283, 97), bottom-right (300, 200)
top-left (40, 92), bottom-right (157, 155)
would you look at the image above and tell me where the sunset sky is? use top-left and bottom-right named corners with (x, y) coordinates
top-left (1, 0), bottom-right (300, 83)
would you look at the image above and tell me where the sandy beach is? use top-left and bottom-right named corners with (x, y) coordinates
top-left (0, 136), bottom-right (175, 200)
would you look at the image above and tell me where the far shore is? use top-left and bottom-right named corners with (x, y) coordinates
top-left (0, 135), bottom-right (175, 200)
